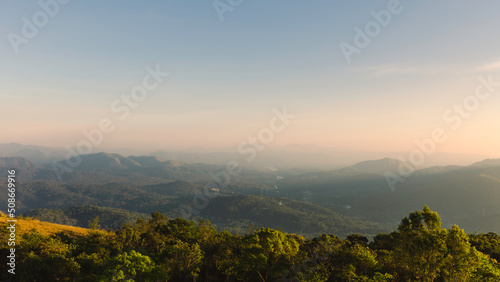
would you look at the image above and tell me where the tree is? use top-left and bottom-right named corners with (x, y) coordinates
top-left (160, 240), bottom-right (202, 281)
top-left (198, 228), bottom-right (240, 281)
top-left (101, 250), bottom-right (167, 282)
top-left (471, 251), bottom-right (500, 281)
top-left (470, 232), bottom-right (500, 262)
top-left (327, 234), bottom-right (391, 281)
top-left (88, 216), bottom-right (101, 230)
top-left (16, 231), bottom-right (81, 281)
top-left (235, 228), bottom-right (300, 281)
top-left (443, 225), bottom-right (480, 280)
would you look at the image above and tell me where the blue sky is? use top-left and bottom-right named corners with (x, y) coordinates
top-left (1, 0), bottom-right (500, 156)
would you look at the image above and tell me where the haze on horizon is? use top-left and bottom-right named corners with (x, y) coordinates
top-left (2, 1), bottom-right (500, 159)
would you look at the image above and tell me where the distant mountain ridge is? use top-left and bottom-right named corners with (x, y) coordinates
top-left (472, 158), bottom-right (500, 168)
top-left (342, 158), bottom-right (410, 175)
top-left (0, 143), bottom-right (494, 169)
top-left (128, 155), bottom-right (167, 166)
top-left (74, 152), bottom-right (142, 171)
top-left (0, 143), bottom-right (67, 164)
top-left (0, 156), bottom-right (41, 169)
top-left (0, 153), bottom-right (278, 185)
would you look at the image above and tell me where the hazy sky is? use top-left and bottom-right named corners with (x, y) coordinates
top-left (1, 1), bottom-right (500, 156)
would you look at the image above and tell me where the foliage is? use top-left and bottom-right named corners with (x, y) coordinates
top-left (0, 206), bottom-right (499, 281)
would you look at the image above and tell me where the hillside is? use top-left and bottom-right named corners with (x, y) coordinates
top-left (0, 154), bottom-right (278, 185)
top-left (0, 154), bottom-right (388, 237)
top-left (276, 158), bottom-right (500, 234)
top-left (348, 164), bottom-right (500, 231)
top-left (4, 154), bottom-right (500, 237)
top-left (22, 206), bottom-right (149, 230)
top-left (0, 143), bottom-right (67, 164)
top-left (191, 195), bottom-right (387, 238)
top-left (1, 207), bottom-right (499, 281)
top-left (0, 212), bottom-right (99, 237)
top-left (276, 158), bottom-right (401, 209)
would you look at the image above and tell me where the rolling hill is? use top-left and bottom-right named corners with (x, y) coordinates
top-left (196, 194), bottom-right (387, 237)
top-left (0, 212), bottom-right (101, 237)
top-left (3, 152), bottom-right (500, 237)
top-left (276, 158), bottom-right (500, 234)
top-left (23, 206), bottom-right (149, 230)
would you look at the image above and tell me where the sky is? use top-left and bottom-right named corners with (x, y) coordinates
top-left (1, 0), bottom-right (500, 157)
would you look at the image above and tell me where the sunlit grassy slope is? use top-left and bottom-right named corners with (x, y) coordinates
top-left (0, 211), bottom-right (103, 237)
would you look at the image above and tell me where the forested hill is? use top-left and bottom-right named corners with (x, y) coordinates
top-left (275, 157), bottom-right (500, 234)
top-left (22, 206), bottom-right (149, 230)
top-left (20, 195), bottom-right (385, 238)
top-left (197, 195), bottom-right (384, 238)
top-left (0, 154), bottom-right (385, 237)
top-left (4, 154), bottom-right (500, 236)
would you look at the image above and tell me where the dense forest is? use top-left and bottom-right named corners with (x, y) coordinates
top-left (2, 154), bottom-right (500, 280)
top-left (1, 206), bottom-right (500, 281)
top-left (21, 196), bottom-right (385, 239)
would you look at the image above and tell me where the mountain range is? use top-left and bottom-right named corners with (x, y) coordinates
top-left (1, 142), bottom-right (493, 169)
top-left (1, 144), bottom-right (500, 236)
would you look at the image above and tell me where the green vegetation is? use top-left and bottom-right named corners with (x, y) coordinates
top-left (3, 155), bottom-right (500, 236)
top-left (23, 206), bottom-right (149, 230)
top-left (198, 195), bottom-right (385, 238)
top-left (20, 195), bottom-right (385, 238)
top-left (0, 214), bottom-right (101, 237)
top-left (1, 206), bottom-right (499, 281)
top-left (276, 159), bottom-right (500, 234)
